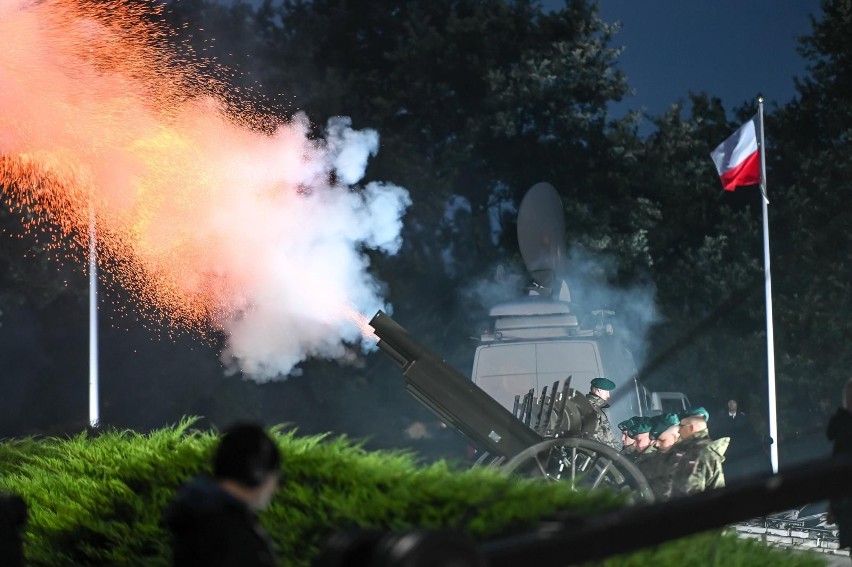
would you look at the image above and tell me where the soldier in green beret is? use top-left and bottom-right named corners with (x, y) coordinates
top-left (631, 417), bottom-right (654, 455)
top-left (637, 414), bottom-right (669, 462)
top-left (618, 418), bottom-right (638, 457)
top-left (669, 408), bottom-right (729, 498)
top-left (650, 413), bottom-right (681, 447)
top-left (679, 407), bottom-right (710, 423)
top-left (586, 378), bottom-right (617, 449)
top-left (637, 415), bottom-right (682, 499)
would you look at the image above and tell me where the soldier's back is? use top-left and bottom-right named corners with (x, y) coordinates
top-left (669, 435), bottom-right (729, 498)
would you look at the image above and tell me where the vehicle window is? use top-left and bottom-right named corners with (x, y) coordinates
top-left (661, 398), bottom-right (686, 413)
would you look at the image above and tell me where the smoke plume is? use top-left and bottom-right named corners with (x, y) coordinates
top-left (0, 0), bottom-right (409, 380)
top-left (463, 245), bottom-right (659, 366)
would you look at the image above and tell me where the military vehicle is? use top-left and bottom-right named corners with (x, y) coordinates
top-left (470, 182), bottom-right (690, 429)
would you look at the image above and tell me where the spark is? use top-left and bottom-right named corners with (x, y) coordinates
top-left (0, 0), bottom-right (408, 379)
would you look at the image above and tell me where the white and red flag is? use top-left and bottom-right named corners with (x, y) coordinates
top-left (710, 115), bottom-right (761, 191)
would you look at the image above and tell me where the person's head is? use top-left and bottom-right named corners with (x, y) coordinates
top-left (655, 425), bottom-right (681, 452)
top-left (727, 399), bottom-right (738, 413)
top-left (678, 415), bottom-right (708, 441)
top-left (649, 413), bottom-right (679, 447)
top-left (634, 432), bottom-right (652, 451)
top-left (589, 378), bottom-right (616, 401)
top-left (629, 417), bottom-right (653, 451)
top-left (618, 418), bottom-right (637, 447)
top-left (213, 423), bottom-right (281, 511)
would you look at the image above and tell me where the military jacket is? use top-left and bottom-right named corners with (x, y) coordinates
top-left (668, 429), bottom-right (730, 499)
top-left (586, 393), bottom-right (617, 448)
top-left (632, 445), bottom-right (670, 499)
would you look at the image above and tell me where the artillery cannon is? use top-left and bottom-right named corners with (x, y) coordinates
top-left (369, 310), bottom-right (654, 503)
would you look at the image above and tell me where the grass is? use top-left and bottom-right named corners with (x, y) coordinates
top-left (0, 418), bottom-right (826, 566)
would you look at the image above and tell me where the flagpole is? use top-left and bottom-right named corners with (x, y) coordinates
top-left (758, 96), bottom-right (778, 473)
top-left (89, 203), bottom-right (99, 428)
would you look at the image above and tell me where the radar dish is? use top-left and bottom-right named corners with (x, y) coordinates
top-left (517, 182), bottom-right (567, 288)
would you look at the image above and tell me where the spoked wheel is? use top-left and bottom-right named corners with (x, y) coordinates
top-left (501, 437), bottom-right (654, 504)
top-left (470, 451), bottom-right (506, 469)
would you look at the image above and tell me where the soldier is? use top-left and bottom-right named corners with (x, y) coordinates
top-left (630, 418), bottom-right (657, 466)
top-left (617, 418), bottom-right (638, 457)
top-left (628, 417), bottom-right (654, 455)
top-left (648, 414), bottom-right (681, 451)
top-left (586, 377), bottom-right (617, 448)
top-left (668, 407), bottom-right (730, 499)
top-left (633, 416), bottom-right (675, 464)
top-left (636, 414), bottom-right (681, 500)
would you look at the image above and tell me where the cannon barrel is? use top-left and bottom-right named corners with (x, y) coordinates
top-left (370, 310), bottom-right (543, 459)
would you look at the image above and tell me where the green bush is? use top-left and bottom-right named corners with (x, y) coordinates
top-left (0, 419), bottom-right (824, 566)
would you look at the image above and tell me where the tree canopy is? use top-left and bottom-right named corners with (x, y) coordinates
top-left (0, 0), bottom-right (849, 468)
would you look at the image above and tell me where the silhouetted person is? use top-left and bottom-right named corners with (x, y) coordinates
top-left (165, 423), bottom-right (281, 566)
top-left (715, 399), bottom-right (759, 479)
top-left (827, 378), bottom-right (852, 550)
top-left (0, 492), bottom-right (27, 567)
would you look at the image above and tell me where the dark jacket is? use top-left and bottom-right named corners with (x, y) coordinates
top-left (165, 476), bottom-right (278, 567)
top-left (827, 407), bottom-right (852, 549)
top-left (827, 408), bottom-right (852, 459)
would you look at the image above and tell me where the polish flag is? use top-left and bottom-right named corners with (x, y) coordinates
top-left (710, 115), bottom-right (761, 191)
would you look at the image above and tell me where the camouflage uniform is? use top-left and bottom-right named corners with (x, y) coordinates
top-left (632, 444), bottom-right (657, 479)
top-left (620, 444), bottom-right (637, 460)
top-left (668, 429), bottom-right (729, 498)
top-left (632, 444), bottom-right (669, 499)
top-left (586, 393), bottom-right (617, 448)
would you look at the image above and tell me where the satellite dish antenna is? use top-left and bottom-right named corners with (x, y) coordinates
top-left (517, 182), bottom-right (569, 298)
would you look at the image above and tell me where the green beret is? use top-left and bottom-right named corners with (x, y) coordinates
top-left (618, 418), bottom-right (637, 435)
top-left (679, 407), bottom-right (710, 422)
top-left (632, 417), bottom-right (653, 435)
top-left (650, 413), bottom-right (680, 439)
top-left (590, 377), bottom-right (616, 391)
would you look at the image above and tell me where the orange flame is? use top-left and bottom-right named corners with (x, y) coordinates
top-left (0, 0), bottom-right (409, 379)
top-left (0, 0), bottom-right (316, 335)
top-left (344, 307), bottom-right (378, 343)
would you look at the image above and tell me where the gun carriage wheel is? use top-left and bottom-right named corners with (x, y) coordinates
top-left (502, 437), bottom-right (654, 504)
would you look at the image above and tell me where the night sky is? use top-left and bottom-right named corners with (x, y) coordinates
top-left (593, 0), bottom-right (820, 120)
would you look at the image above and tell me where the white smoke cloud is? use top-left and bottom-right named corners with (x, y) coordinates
top-left (461, 245), bottom-right (659, 367)
top-left (0, 1), bottom-right (410, 383)
top-left (326, 116), bottom-right (379, 185)
top-left (563, 246), bottom-right (660, 365)
top-left (214, 116), bottom-right (410, 381)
